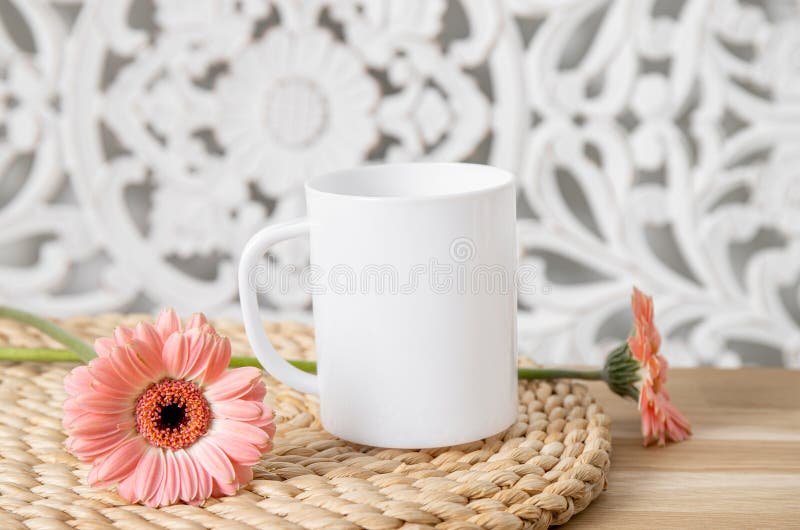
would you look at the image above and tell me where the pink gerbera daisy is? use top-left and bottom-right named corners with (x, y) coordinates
top-left (62, 309), bottom-right (276, 507)
top-left (627, 288), bottom-right (691, 446)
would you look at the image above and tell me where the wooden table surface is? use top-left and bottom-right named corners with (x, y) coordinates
top-left (568, 368), bottom-right (800, 529)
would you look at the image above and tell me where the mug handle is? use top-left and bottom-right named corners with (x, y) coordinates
top-left (238, 218), bottom-right (318, 395)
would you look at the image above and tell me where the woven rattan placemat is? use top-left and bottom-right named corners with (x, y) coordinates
top-left (0, 315), bottom-right (611, 529)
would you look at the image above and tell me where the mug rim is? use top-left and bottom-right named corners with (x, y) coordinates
top-left (305, 162), bottom-right (514, 202)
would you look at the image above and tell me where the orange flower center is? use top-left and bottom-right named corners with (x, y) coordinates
top-left (135, 378), bottom-right (211, 449)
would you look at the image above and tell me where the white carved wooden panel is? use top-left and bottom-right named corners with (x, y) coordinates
top-left (1, 0), bottom-right (799, 367)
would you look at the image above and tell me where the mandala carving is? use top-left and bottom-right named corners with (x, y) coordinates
top-left (1, 0), bottom-right (799, 367)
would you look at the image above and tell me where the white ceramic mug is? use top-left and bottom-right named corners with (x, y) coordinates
top-left (239, 163), bottom-right (518, 448)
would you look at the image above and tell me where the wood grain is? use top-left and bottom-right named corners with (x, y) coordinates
top-left (568, 368), bottom-right (800, 528)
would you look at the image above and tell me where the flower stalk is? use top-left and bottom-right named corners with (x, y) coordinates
top-left (0, 305), bottom-right (620, 384)
top-left (0, 306), bottom-right (96, 362)
top-left (0, 345), bottom-right (611, 384)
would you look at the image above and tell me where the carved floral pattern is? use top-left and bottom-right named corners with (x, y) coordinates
top-left (216, 27), bottom-right (380, 196)
top-left (1, 0), bottom-right (798, 367)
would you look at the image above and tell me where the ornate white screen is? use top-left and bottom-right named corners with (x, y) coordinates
top-left (1, 0), bottom-right (799, 367)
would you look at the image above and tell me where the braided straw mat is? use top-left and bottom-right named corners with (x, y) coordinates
top-left (0, 314), bottom-right (611, 530)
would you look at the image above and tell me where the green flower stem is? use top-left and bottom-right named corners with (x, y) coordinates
top-left (0, 307), bottom-right (97, 362)
top-left (229, 355), bottom-right (318, 374)
top-left (0, 305), bottom-right (608, 383)
top-left (0, 346), bottom-right (607, 381)
top-left (0, 347), bottom-right (82, 363)
top-left (517, 367), bottom-right (603, 381)
top-left (0, 346), bottom-right (320, 374)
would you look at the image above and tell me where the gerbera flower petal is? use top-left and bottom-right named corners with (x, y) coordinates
top-left (66, 429), bottom-right (130, 460)
top-left (106, 345), bottom-right (156, 388)
top-left (162, 333), bottom-right (190, 378)
top-left (117, 474), bottom-right (137, 503)
top-left (88, 435), bottom-right (148, 487)
top-left (211, 418), bottom-right (272, 451)
top-left (188, 439), bottom-right (237, 494)
top-left (213, 400), bottom-right (265, 422)
top-left (196, 334), bottom-right (231, 385)
top-left (63, 365), bottom-right (93, 396)
top-left (258, 411), bottom-right (278, 441)
top-left (71, 425), bottom-right (135, 444)
top-left (210, 431), bottom-right (263, 466)
top-left (656, 391), bottom-right (692, 441)
top-left (630, 287), bottom-right (662, 356)
top-left (241, 382), bottom-right (267, 402)
top-left (134, 448), bottom-right (165, 505)
top-left (210, 461), bottom-right (253, 497)
top-left (134, 321), bottom-right (164, 354)
top-left (74, 392), bottom-right (134, 415)
top-left (113, 326), bottom-right (134, 347)
top-left (182, 330), bottom-right (216, 382)
top-left (204, 367), bottom-right (263, 401)
top-left (174, 449), bottom-right (200, 504)
top-left (649, 323), bottom-right (662, 355)
top-left (231, 462), bottom-right (254, 492)
top-left (155, 308), bottom-right (182, 342)
top-left (627, 330), bottom-right (650, 364)
top-left (125, 339), bottom-right (166, 380)
top-left (62, 397), bottom-right (83, 421)
top-left (65, 411), bottom-right (134, 437)
top-left (158, 450), bottom-right (181, 507)
top-left (186, 313), bottom-right (209, 330)
top-left (94, 337), bottom-right (116, 357)
top-left (88, 356), bottom-right (140, 394)
top-left (631, 286), bottom-right (653, 325)
top-left (193, 454), bottom-right (214, 503)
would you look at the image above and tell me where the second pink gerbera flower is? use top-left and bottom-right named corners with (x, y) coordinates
top-left (62, 309), bottom-right (276, 507)
top-left (628, 288), bottom-right (691, 446)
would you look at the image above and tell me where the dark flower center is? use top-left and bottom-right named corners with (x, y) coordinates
top-left (135, 378), bottom-right (211, 449)
top-left (159, 403), bottom-right (186, 429)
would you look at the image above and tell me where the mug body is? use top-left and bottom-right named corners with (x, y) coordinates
top-left (305, 163), bottom-right (518, 448)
